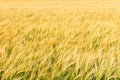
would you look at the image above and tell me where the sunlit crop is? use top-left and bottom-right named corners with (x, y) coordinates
top-left (0, 1), bottom-right (120, 80)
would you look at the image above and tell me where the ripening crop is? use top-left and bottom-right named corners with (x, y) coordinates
top-left (0, 1), bottom-right (120, 80)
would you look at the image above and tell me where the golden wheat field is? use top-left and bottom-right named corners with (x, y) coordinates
top-left (0, 0), bottom-right (120, 80)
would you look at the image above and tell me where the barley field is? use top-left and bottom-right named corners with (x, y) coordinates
top-left (0, 0), bottom-right (120, 80)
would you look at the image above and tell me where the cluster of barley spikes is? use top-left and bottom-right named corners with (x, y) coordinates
top-left (0, 6), bottom-right (120, 80)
